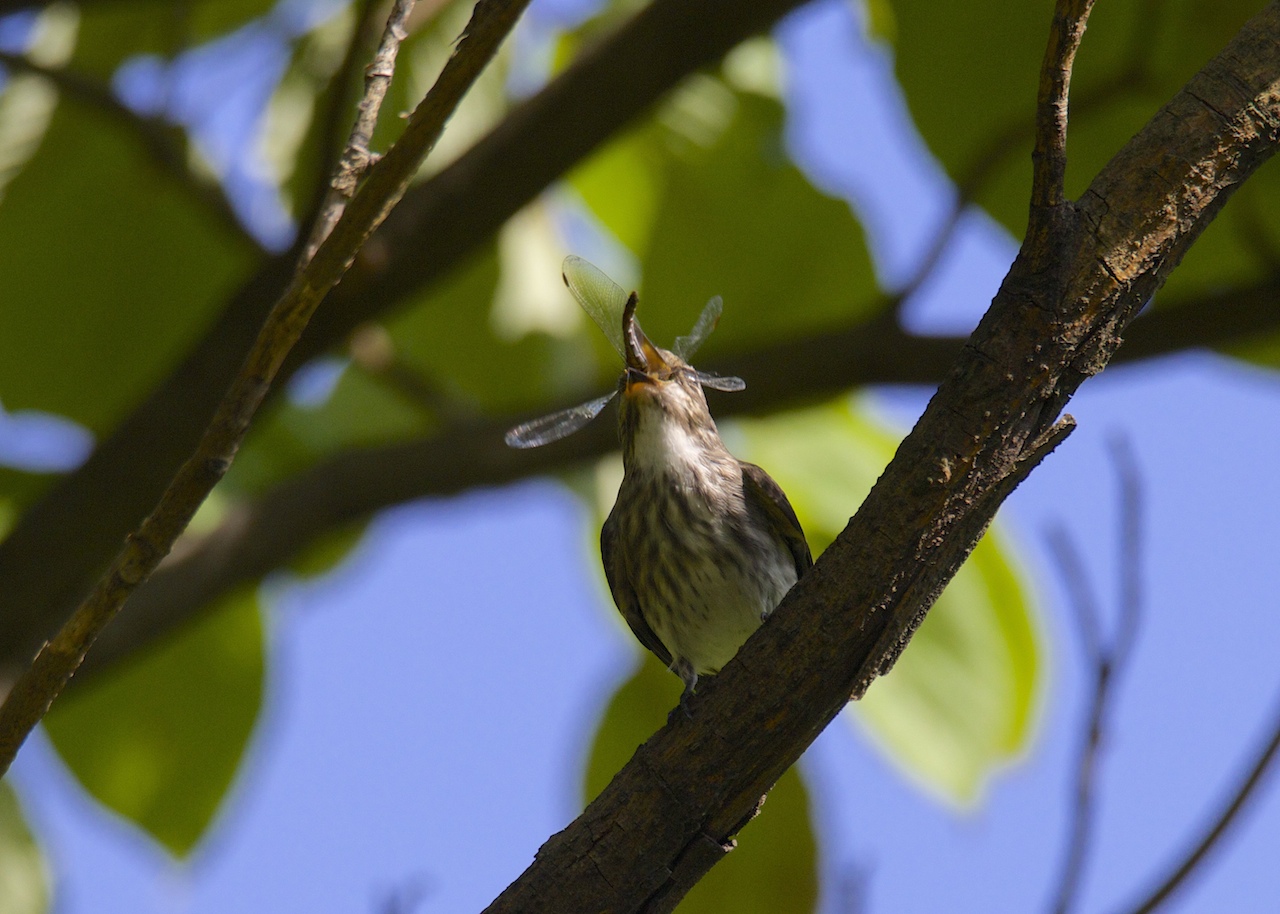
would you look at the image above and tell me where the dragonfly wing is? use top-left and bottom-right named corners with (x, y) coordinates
top-left (694, 371), bottom-right (745, 392)
top-left (673, 295), bottom-right (723, 360)
top-left (563, 256), bottom-right (628, 358)
top-left (504, 392), bottom-right (616, 448)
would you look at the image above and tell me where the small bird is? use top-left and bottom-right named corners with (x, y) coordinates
top-left (507, 258), bottom-right (812, 711)
top-left (603, 300), bottom-right (812, 709)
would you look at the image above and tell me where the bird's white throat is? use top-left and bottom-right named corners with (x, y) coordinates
top-left (628, 406), bottom-right (730, 485)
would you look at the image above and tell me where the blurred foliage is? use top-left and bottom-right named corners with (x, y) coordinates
top-left (0, 0), bottom-right (1273, 904)
top-left (584, 654), bottom-right (819, 914)
top-left (886, 0), bottom-right (1280, 305)
top-left (573, 78), bottom-right (881, 354)
top-left (0, 784), bottom-right (47, 914)
top-left (43, 589), bottom-right (264, 857)
top-left (74, 0), bottom-right (280, 75)
top-left (741, 399), bottom-right (1041, 802)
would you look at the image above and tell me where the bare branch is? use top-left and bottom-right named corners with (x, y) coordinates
top-left (1116, 690), bottom-right (1280, 914)
top-left (1046, 439), bottom-right (1146, 914)
top-left (0, 49), bottom-right (259, 251)
top-left (301, 0), bottom-right (389, 230)
top-left (0, 0), bottom-right (530, 777)
top-left (1031, 0), bottom-right (1096, 222)
top-left (300, 0), bottom-right (417, 264)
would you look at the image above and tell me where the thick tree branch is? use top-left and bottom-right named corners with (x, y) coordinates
top-left (56, 270), bottom-right (1280, 682)
top-left (0, 49), bottom-right (260, 252)
top-left (477, 6), bottom-right (1280, 910)
top-left (0, 0), bottom-right (530, 775)
top-left (0, 0), bottom-right (813, 685)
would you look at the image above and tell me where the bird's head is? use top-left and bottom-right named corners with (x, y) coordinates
top-left (616, 292), bottom-right (722, 470)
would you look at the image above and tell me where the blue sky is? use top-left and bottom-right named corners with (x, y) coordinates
top-left (6, 0), bottom-right (1280, 911)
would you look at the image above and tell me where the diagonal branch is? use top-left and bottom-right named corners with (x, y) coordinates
top-left (0, 49), bottom-right (260, 252)
top-left (479, 6), bottom-right (1280, 910)
top-left (299, 0), bottom-right (388, 232)
top-left (300, 0), bottom-right (417, 264)
top-left (0, 0), bottom-right (814, 685)
top-left (0, 0), bottom-right (532, 776)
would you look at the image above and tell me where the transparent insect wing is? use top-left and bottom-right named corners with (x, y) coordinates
top-left (504, 392), bottom-right (617, 449)
top-left (673, 295), bottom-right (723, 360)
top-left (694, 371), bottom-right (745, 392)
top-left (562, 255), bottom-right (628, 358)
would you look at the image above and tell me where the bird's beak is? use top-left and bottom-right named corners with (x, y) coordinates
top-left (622, 291), bottom-right (667, 378)
top-left (622, 292), bottom-right (668, 398)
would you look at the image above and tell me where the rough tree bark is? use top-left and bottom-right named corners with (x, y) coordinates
top-left (479, 4), bottom-right (1280, 911)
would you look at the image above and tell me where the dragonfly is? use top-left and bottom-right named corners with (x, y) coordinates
top-left (505, 256), bottom-right (745, 449)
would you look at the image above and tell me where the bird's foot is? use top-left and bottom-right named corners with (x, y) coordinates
top-left (668, 660), bottom-right (698, 724)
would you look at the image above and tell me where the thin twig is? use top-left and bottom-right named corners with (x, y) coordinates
top-left (1109, 435), bottom-right (1142, 668)
top-left (300, 0), bottom-right (387, 235)
top-left (1046, 438), bottom-right (1146, 914)
top-left (1031, 0), bottom-right (1096, 221)
top-left (300, 0), bottom-right (417, 265)
top-left (1044, 524), bottom-right (1105, 666)
top-left (0, 0), bottom-right (530, 778)
top-left (0, 49), bottom-right (260, 252)
top-left (1116, 690), bottom-right (1280, 914)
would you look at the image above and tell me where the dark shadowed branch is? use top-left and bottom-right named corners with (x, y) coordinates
top-left (301, 0), bottom-right (418, 264)
top-left (0, 0), bottom-right (531, 777)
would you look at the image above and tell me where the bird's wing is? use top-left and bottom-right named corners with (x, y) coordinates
top-left (741, 461), bottom-right (814, 578)
top-left (601, 510), bottom-right (674, 667)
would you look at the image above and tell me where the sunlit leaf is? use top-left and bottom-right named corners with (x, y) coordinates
top-left (44, 588), bottom-right (264, 857)
top-left (584, 655), bottom-right (818, 914)
top-left (639, 89), bottom-right (881, 353)
top-left (0, 783), bottom-right (48, 914)
top-left (739, 398), bottom-right (1043, 803)
top-left (0, 103), bottom-right (254, 434)
top-left (887, 0), bottom-right (1267, 302)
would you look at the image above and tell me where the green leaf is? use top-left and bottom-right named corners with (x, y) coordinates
top-left (584, 654), bottom-right (818, 914)
top-left (575, 78), bottom-right (882, 353)
top-left (739, 398), bottom-right (1043, 803)
top-left (43, 588), bottom-right (264, 857)
top-left (0, 101), bottom-right (254, 434)
top-left (640, 88), bottom-right (881, 354)
top-left (74, 0), bottom-right (280, 76)
top-left (0, 783), bottom-right (49, 914)
top-left (888, 0), bottom-right (1267, 301)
